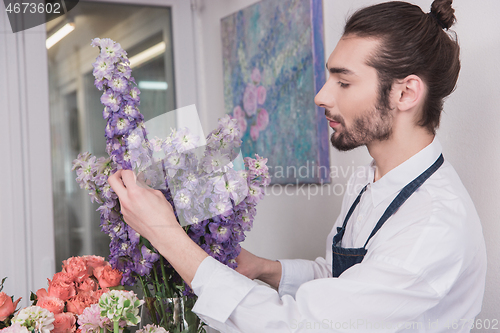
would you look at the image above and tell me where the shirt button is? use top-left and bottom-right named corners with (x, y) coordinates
top-left (357, 215), bottom-right (363, 222)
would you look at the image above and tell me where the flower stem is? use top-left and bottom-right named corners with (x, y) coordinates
top-left (152, 265), bottom-right (167, 326)
top-left (114, 320), bottom-right (119, 333)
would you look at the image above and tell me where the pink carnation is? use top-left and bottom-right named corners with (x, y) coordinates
top-left (77, 304), bottom-right (109, 333)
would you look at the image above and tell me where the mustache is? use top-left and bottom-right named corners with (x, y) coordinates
top-left (324, 111), bottom-right (345, 126)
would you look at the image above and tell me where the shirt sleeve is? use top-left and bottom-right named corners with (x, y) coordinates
top-left (190, 207), bottom-right (469, 333)
top-left (277, 257), bottom-right (332, 298)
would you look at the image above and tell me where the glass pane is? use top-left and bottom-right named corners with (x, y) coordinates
top-left (47, 1), bottom-right (176, 266)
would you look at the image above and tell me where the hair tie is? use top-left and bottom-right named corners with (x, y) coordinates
top-left (428, 12), bottom-right (447, 29)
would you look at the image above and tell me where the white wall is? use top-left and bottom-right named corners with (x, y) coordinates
top-left (192, 0), bottom-right (500, 329)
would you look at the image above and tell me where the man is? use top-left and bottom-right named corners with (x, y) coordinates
top-left (109, 1), bottom-right (486, 332)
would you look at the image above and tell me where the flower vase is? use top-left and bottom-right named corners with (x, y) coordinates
top-left (141, 296), bottom-right (205, 333)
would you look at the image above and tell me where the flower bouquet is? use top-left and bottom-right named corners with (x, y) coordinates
top-left (0, 256), bottom-right (155, 333)
top-left (33, 256), bottom-right (122, 319)
top-left (72, 38), bottom-right (270, 333)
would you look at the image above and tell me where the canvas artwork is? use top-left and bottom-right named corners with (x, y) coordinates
top-left (221, 0), bottom-right (330, 184)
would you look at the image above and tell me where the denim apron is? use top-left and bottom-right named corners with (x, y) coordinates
top-left (332, 154), bottom-right (444, 277)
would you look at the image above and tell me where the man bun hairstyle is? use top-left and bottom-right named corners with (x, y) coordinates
top-left (344, 0), bottom-right (460, 134)
top-left (430, 0), bottom-right (456, 29)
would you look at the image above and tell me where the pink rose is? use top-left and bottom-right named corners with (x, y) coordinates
top-left (0, 292), bottom-right (21, 321)
top-left (37, 296), bottom-right (65, 315)
top-left (82, 256), bottom-right (106, 276)
top-left (52, 272), bottom-right (74, 285)
top-left (243, 84), bottom-right (258, 116)
top-left (250, 125), bottom-right (260, 141)
top-left (52, 313), bottom-right (77, 333)
top-left (257, 86), bottom-right (266, 105)
top-left (66, 294), bottom-right (95, 315)
top-left (233, 106), bottom-right (244, 120)
top-left (76, 278), bottom-right (97, 294)
top-left (93, 266), bottom-right (122, 288)
top-left (251, 68), bottom-right (261, 84)
top-left (62, 257), bottom-right (89, 283)
top-left (36, 288), bottom-right (49, 299)
top-left (256, 108), bottom-right (269, 131)
top-left (48, 278), bottom-right (76, 301)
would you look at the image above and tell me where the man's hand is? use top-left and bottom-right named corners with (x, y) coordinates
top-left (108, 169), bottom-right (208, 287)
top-left (236, 249), bottom-right (282, 289)
top-left (107, 169), bottom-right (180, 245)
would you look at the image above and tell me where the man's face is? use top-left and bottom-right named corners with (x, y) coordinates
top-left (315, 35), bottom-right (394, 151)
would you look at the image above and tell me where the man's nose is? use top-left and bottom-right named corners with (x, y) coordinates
top-left (314, 79), bottom-right (334, 109)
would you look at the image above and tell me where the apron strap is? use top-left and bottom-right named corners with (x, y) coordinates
top-left (362, 154), bottom-right (444, 248)
top-left (341, 185), bottom-right (368, 230)
top-left (333, 184), bottom-right (368, 246)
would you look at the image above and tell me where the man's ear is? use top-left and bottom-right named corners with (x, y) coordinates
top-left (393, 75), bottom-right (426, 112)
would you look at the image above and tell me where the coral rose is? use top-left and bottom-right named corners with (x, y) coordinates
top-left (91, 288), bottom-right (109, 303)
top-left (76, 278), bottom-right (97, 294)
top-left (93, 266), bottom-right (122, 288)
top-left (82, 256), bottom-right (106, 276)
top-left (62, 257), bottom-right (89, 283)
top-left (52, 313), bottom-right (77, 333)
top-left (0, 292), bottom-right (21, 321)
top-left (37, 296), bottom-right (65, 315)
top-left (36, 288), bottom-right (49, 299)
top-left (52, 272), bottom-right (73, 285)
top-left (66, 294), bottom-right (95, 316)
top-left (48, 278), bottom-right (76, 302)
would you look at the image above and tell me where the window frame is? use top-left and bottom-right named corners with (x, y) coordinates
top-left (0, 0), bottom-right (197, 305)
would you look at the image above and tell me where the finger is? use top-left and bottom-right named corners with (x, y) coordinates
top-left (120, 169), bottom-right (138, 188)
top-left (108, 170), bottom-right (128, 198)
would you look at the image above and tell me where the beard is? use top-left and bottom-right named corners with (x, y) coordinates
top-left (327, 103), bottom-right (394, 152)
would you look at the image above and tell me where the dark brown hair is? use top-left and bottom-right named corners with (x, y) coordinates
top-left (344, 0), bottom-right (460, 134)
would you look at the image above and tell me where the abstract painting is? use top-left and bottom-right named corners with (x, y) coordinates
top-left (221, 0), bottom-right (330, 184)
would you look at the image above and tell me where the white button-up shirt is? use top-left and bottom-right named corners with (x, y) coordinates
top-left (191, 138), bottom-right (487, 332)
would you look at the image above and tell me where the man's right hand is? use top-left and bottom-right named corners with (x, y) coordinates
top-left (235, 248), bottom-right (282, 290)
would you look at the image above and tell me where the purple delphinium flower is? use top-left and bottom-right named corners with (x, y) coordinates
top-left (77, 37), bottom-right (271, 293)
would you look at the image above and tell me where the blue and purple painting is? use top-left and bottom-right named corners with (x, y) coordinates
top-left (221, 0), bottom-right (330, 184)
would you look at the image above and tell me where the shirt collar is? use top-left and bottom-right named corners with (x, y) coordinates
top-left (367, 137), bottom-right (443, 207)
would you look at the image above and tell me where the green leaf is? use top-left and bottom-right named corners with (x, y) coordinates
top-left (0, 277), bottom-right (6, 292)
top-left (108, 285), bottom-right (125, 291)
top-left (30, 291), bottom-right (38, 305)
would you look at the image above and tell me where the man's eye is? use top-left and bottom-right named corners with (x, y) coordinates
top-left (338, 81), bottom-right (349, 88)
